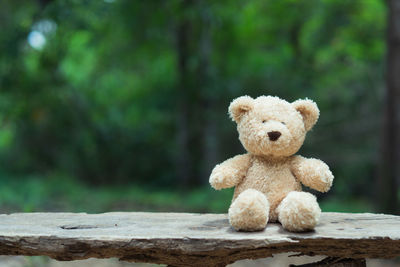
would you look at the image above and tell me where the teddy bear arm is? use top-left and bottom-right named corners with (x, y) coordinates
top-left (209, 154), bottom-right (251, 190)
top-left (291, 156), bottom-right (334, 192)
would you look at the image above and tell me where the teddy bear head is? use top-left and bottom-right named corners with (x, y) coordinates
top-left (229, 96), bottom-right (319, 157)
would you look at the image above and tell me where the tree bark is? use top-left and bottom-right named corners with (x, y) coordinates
top-left (379, 0), bottom-right (400, 214)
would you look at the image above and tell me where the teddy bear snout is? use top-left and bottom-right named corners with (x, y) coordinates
top-left (267, 131), bottom-right (281, 141)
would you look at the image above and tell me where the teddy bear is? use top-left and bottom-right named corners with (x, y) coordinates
top-left (209, 95), bottom-right (334, 232)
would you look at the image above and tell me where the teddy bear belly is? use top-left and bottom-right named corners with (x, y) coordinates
top-left (233, 170), bottom-right (301, 222)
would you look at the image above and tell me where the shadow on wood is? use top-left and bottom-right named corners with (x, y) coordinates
top-left (290, 257), bottom-right (366, 267)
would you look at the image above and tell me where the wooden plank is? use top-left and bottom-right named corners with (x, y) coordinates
top-left (0, 212), bottom-right (398, 266)
top-left (290, 257), bottom-right (367, 267)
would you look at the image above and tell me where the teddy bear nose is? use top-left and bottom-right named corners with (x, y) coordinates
top-left (268, 131), bottom-right (281, 141)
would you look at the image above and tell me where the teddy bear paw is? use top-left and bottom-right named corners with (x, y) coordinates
top-left (300, 159), bottom-right (334, 192)
top-left (278, 191), bottom-right (321, 232)
top-left (209, 165), bottom-right (238, 190)
top-left (229, 189), bottom-right (269, 231)
top-left (209, 170), bottom-right (225, 190)
top-left (316, 164), bottom-right (334, 192)
top-left (322, 170), bottom-right (334, 191)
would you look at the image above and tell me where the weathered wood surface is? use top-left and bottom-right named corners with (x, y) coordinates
top-left (290, 257), bottom-right (367, 267)
top-left (0, 212), bottom-right (399, 266)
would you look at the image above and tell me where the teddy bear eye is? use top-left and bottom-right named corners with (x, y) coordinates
top-left (281, 122), bottom-right (286, 125)
top-left (262, 120), bottom-right (267, 123)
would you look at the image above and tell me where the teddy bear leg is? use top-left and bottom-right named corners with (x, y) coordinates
top-left (277, 191), bottom-right (321, 232)
top-left (228, 189), bottom-right (270, 231)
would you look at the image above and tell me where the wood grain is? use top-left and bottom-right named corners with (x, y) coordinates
top-left (0, 212), bottom-right (399, 266)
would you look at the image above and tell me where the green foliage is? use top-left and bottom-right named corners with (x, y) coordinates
top-left (0, 0), bottom-right (387, 212)
top-left (0, 172), bottom-right (231, 213)
top-left (0, 173), bottom-right (371, 213)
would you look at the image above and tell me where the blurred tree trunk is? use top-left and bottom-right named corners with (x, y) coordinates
top-left (175, 0), bottom-right (193, 188)
top-left (37, 0), bottom-right (53, 8)
top-left (379, 0), bottom-right (400, 214)
top-left (199, 2), bottom-right (218, 183)
top-left (175, 0), bottom-right (217, 188)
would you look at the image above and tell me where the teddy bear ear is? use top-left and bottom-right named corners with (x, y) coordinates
top-left (292, 99), bottom-right (320, 131)
top-left (228, 96), bottom-right (254, 122)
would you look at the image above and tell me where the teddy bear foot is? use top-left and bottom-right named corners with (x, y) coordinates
top-left (228, 189), bottom-right (269, 231)
top-left (277, 191), bottom-right (321, 232)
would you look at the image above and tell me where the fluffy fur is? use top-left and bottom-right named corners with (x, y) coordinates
top-left (209, 96), bottom-right (334, 232)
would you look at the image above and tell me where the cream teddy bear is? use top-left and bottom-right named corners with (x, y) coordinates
top-left (209, 96), bottom-right (334, 232)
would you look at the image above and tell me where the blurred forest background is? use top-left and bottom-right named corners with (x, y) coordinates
top-left (0, 0), bottom-right (399, 215)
